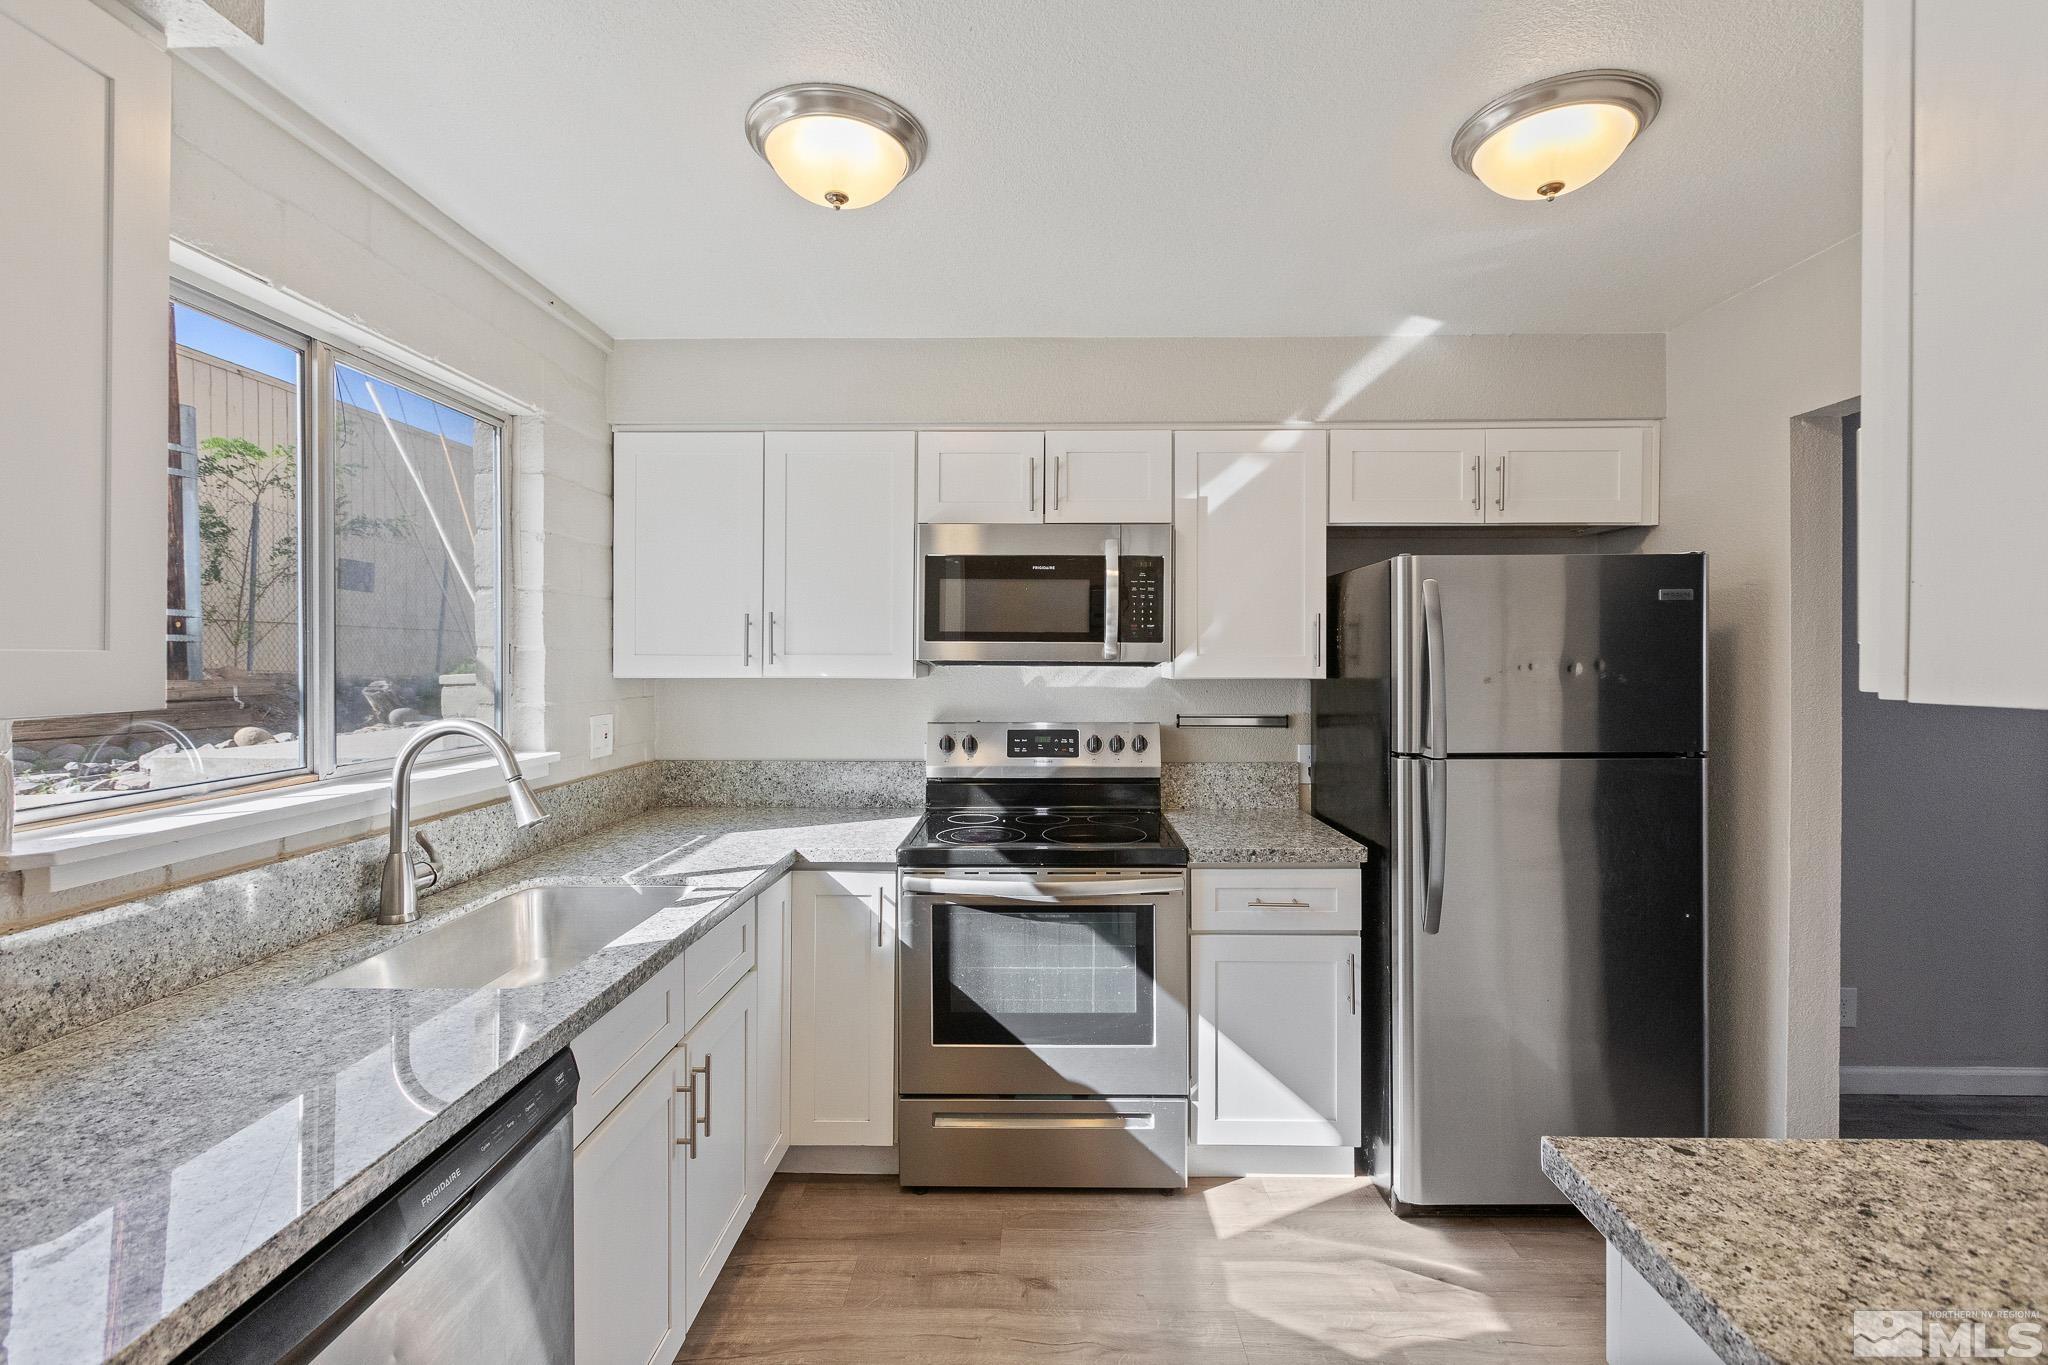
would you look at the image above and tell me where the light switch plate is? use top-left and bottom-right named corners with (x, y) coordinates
top-left (589, 713), bottom-right (614, 759)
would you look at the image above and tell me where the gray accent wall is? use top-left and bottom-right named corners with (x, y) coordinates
top-left (1839, 431), bottom-right (2048, 1072)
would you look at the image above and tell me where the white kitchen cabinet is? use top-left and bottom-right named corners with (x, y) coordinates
top-left (916, 431), bottom-right (1044, 523)
top-left (1484, 427), bottom-right (1649, 526)
top-left (574, 1051), bottom-right (685, 1365)
top-left (679, 974), bottom-right (753, 1323)
top-left (0, 0), bottom-right (169, 718)
top-left (765, 432), bottom-right (915, 677)
top-left (747, 876), bottom-right (791, 1204)
top-left (613, 431), bottom-right (765, 677)
top-left (614, 430), bottom-right (913, 679)
top-left (788, 870), bottom-right (896, 1146)
top-left (1329, 429), bottom-right (1485, 525)
top-left (1192, 933), bottom-right (1362, 1147)
top-left (1172, 430), bottom-right (1328, 678)
top-left (1045, 430), bottom-right (1174, 523)
top-left (1190, 868), bottom-right (1363, 934)
top-left (1861, 0), bottom-right (2048, 707)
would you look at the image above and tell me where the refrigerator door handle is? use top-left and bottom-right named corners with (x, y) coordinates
top-left (1420, 758), bottom-right (1447, 934)
top-left (1420, 577), bottom-right (1447, 758)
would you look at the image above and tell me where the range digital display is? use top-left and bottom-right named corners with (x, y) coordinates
top-left (1008, 728), bottom-right (1079, 758)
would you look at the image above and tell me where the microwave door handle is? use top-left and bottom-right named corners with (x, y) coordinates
top-left (1102, 530), bottom-right (1121, 661)
top-left (900, 875), bottom-right (1184, 902)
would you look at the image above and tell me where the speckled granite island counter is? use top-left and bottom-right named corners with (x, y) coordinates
top-left (1543, 1135), bottom-right (2048, 1364)
top-left (0, 805), bottom-right (915, 1365)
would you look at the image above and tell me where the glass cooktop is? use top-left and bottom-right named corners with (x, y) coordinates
top-left (898, 808), bottom-right (1187, 867)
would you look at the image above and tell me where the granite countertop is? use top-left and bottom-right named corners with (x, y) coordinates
top-left (1543, 1135), bottom-right (2048, 1364)
top-left (0, 797), bottom-right (1360, 1363)
top-left (1166, 808), bottom-right (1365, 866)
top-left (0, 805), bottom-right (916, 1365)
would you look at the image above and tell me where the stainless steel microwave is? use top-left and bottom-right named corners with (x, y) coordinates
top-left (917, 523), bottom-right (1171, 665)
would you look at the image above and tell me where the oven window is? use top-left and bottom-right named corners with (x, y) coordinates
top-left (923, 556), bottom-right (1104, 642)
top-left (931, 905), bottom-right (1154, 1047)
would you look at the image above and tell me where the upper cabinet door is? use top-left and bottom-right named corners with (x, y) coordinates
top-left (916, 431), bottom-right (1044, 523)
top-left (1862, 0), bottom-right (2048, 708)
top-left (0, 1), bottom-right (169, 718)
top-left (764, 431), bottom-right (915, 678)
top-left (1044, 430), bottom-right (1173, 523)
top-left (1328, 429), bottom-right (1485, 525)
top-left (1172, 431), bottom-right (1328, 679)
top-left (1484, 428), bottom-right (1648, 526)
top-left (613, 431), bottom-right (764, 677)
top-left (1192, 933), bottom-right (1363, 1148)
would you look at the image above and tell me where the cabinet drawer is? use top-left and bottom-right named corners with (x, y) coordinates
top-left (572, 954), bottom-right (686, 1146)
top-left (683, 899), bottom-right (756, 1032)
top-left (1191, 869), bottom-right (1362, 933)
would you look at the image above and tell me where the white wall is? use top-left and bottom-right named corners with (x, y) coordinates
top-left (610, 334), bottom-right (1665, 429)
top-left (170, 56), bottom-right (648, 787)
top-left (1647, 236), bottom-right (1861, 1137)
top-left (621, 333), bottom-right (1665, 760)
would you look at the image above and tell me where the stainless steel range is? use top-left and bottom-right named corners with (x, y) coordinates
top-left (896, 722), bottom-right (1190, 1190)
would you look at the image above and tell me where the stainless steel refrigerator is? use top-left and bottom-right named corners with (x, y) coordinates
top-left (1311, 553), bottom-right (1707, 1213)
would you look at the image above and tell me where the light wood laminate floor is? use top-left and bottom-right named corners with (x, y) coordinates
top-left (675, 1175), bottom-right (1605, 1363)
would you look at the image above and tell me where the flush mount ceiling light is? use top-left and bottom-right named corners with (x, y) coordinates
top-left (1451, 69), bottom-right (1661, 202)
top-left (745, 82), bottom-right (928, 211)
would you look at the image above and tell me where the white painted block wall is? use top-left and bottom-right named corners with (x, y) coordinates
top-left (170, 58), bottom-right (648, 787)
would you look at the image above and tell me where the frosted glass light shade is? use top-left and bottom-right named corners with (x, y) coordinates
top-left (761, 114), bottom-right (912, 210)
top-left (1468, 102), bottom-right (1641, 201)
top-left (1452, 70), bottom-right (1661, 203)
top-left (746, 84), bottom-right (928, 212)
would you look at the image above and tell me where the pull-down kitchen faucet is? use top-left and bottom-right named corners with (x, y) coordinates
top-left (379, 717), bottom-right (546, 925)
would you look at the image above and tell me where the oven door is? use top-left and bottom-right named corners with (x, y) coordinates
top-left (899, 870), bottom-right (1189, 1098)
top-left (917, 523), bottom-right (1170, 664)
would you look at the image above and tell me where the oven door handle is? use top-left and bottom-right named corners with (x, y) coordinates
top-left (900, 875), bottom-right (1184, 902)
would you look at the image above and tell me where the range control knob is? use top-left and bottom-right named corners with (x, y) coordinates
top-left (1132, 734), bottom-right (1149, 754)
top-left (961, 735), bottom-right (978, 756)
top-left (937, 734), bottom-right (955, 755)
top-left (1086, 735), bottom-right (1103, 754)
top-left (1108, 735), bottom-right (1126, 754)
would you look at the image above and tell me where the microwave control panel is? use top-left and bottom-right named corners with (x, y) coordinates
top-left (1120, 557), bottom-right (1166, 643)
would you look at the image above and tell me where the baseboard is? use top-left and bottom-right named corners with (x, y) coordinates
top-left (778, 1144), bottom-right (899, 1175)
top-left (1839, 1065), bottom-right (2048, 1096)
top-left (1187, 1144), bottom-right (1360, 1177)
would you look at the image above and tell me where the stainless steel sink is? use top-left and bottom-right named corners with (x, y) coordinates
top-left (316, 885), bottom-right (679, 990)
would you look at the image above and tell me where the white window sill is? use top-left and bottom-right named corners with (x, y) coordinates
top-left (2, 751), bottom-right (559, 893)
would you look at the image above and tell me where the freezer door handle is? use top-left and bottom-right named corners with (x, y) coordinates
top-left (1420, 758), bottom-right (1447, 934)
top-left (1420, 577), bottom-right (1447, 758)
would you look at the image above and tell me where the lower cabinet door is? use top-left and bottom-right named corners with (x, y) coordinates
top-left (574, 1052), bottom-right (684, 1365)
top-left (787, 870), bottom-right (896, 1146)
top-left (1193, 934), bottom-right (1363, 1146)
top-left (680, 975), bottom-right (754, 1323)
top-left (747, 878), bottom-right (790, 1203)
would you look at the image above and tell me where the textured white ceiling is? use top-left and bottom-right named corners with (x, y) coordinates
top-left (229, 0), bottom-right (1859, 339)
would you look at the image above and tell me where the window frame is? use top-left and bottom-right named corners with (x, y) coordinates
top-left (13, 283), bottom-right (510, 827)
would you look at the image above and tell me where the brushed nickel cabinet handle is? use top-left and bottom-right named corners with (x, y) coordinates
top-left (694, 1055), bottom-right (713, 1138)
top-left (1028, 454), bottom-right (1038, 512)
top-left (1247, 897), bottom-right (1313, 909)
top-left (1347, 953), bottom-right (1358, 1014)
top-left (1470, 455), bottom-right (1482, 512)
top-left (742, 612), bottom-right (752, 666)
top-left (876, 887), bottom-right (886, 948)
top-left (767, 611), bottom-right (778, 665)
top-left (675, 1068), bottom-right (699, 1157)
top-left (1495, 457), bottom-right (1507, 511)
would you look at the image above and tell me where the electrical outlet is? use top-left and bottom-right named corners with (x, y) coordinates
top-left (589, 713), bottom-right (614, 760)
top-left (1840, 986), bottom-right (1858, 1028)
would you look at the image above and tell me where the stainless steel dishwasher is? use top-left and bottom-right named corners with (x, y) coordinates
top-left (187, 1050), bottom-right (578, 1363)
